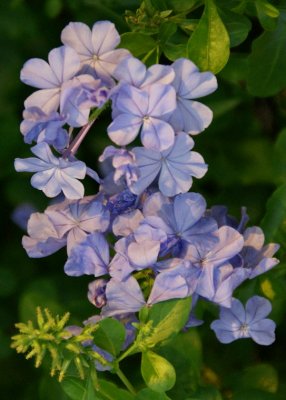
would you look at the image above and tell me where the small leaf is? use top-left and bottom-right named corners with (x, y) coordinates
top-left (145, 297), bottom-right (192, 346)
top-left (218, 7), bottom-right (251, 47)
top-left (158, 21), bottom-right (177, 44)
top-left (247, 10), bottom-right (286, 97)
top-left (141, 351), bottom-right (176, 393)
top-left (135, 388), bottom-right (171, 399)
top-left (92, 318), bottom-right (125, 356)
top-left (255, 0), bottom-right (279, 31)
top-left (120, 32), bottom-right (157, 57)
top-left (168, 0), bottom-right (198, 12)
top-left (187, 0), bottom-right (230, 73)
top-left (98, 379), bottom-right (135, 400)
top-left (163, 42), bottom-right (187, 61)
top-left (61, 376), bottom-right (101, 400)
top-left (260, 183), bottom-right (286, 242)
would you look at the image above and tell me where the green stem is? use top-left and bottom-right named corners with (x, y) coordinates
top-left (116, 367), bottom-right (137, 395)
top-left (117, 343), bottom-right (138, 363)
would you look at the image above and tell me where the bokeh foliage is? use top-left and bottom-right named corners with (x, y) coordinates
top-left (1, 0), bottom-right (286, 399)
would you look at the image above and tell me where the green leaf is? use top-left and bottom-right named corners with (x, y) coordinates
top-left (247, 10), bottom-right (286, 97)
top-left (120, 32), bottom-right (157, 57)
top-left (159, 331), bottom-right (202, 397)
top-left (61, 376), bottom-right (101, 400)
top-left (145, 297), bottom-right (192, 346)
top-left (255, 0), bottom-right (280, 31)
top-left (187, 0), bottom-right (230, 73)
top-left (218, 7), bottom-right (251, 47)
top-left (168, 0), bottom-right (199, 12)
top-left (260, 183), bottom-right (286, 242)
top-left (92, 318), bottom-right (125, 356)
top-left (61, 377), bottom-right (135, 400)
top-left (141, 351), bottom-right (176, 393)
top-left (163, 42), bottom-right (187, 61)
top-left (97, 379), bottom-right (135, 400)
top-left (135, 388), bottom-right (171, 399)
top-left (158, 21), bottom-right (177, 44)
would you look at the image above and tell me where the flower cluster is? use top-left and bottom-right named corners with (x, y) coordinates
top-left (15, 20), bottom-right (279, 361)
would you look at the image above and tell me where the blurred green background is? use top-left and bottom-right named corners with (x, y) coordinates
top-left (1, 0), bottom-right (286, 399)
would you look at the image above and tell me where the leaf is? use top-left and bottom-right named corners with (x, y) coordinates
top-left (61, 377), bottom-right (135, 400)
top-left (247, 10), bottom-right (286, 97)
top-left (260, 183), bottom-right (286, 242)
top-left (163, 42), bottom-right (187, 61)
top-left (61, 376), bottom-right (101, 400)
top-left (92, 318), bottom-right (125, 356)
top-left (159, 331), bottom-right (202, 397)
top-left (187, 0), bottom-right (230, 74)
top-left (97, 379), bottom-right (135, 400)
top-left (120, 32), bottom-right (157, 57)
top-left (135, 388), bottom-right (171, 399)
top-left (218, 7), bottom-right (251, 47)
top-left (168, 0), bottom-right (198, 12)
top-left (158, 21), bottom-right (177, 44)
top-left (144, 297), bottom-right (192, 347)
top-left (255, 0), bottom-right (280, 31)
top-left (141, 351), bottom-right (176, 393)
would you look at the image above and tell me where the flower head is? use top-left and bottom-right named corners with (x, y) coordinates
top-left (211, 296), bottom-right (276, 345)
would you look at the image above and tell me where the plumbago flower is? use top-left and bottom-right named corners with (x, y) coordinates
top-left (14, 20), bottom-right (280, 391)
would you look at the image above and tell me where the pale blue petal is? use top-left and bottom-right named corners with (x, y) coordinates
top-left (108, 114), bottom-right (142, 146)
top-left (210, 320), bottom-right (238, 343)
top-left (48, 46), bottom-right (80, 83)
top-left (91, 21), bottom-right (120, 55)
top-left (207, 226), bottom-right (244, 267)
top-left (20, 58), bottom-right (58, 88)
top-left (127, 239), bottom-right (160, 269)
top-left (61, 22), bottom-right (93, 58)
top-left (245, 296), bottom-right (272, 324)
top-left (22, 235), bottom-right (66, 258)
top-left (141, 118), bottom-right (174, 151)
top-left (147, 83), bottom-right (176, 117)
top-left (142, 65), bottom-right (175, 88)
top-left (249, 319), bottom-right (276, 345)
top-left (101, 277), bottom-right (145, 316)
top-left (113, 57), bottom-right (146, 87)
top-left (24, 88), bottom-right (60, 113)
top-left (64, 232), bottom-right (109, 276)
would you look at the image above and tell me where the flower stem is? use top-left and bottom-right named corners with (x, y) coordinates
top-left (62, 100), bottom-right (110, 159)
top-left (116, 367), bottom-right (137, 395)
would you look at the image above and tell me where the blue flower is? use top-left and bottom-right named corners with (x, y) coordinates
top-left (61, 21), bottom-right (130, 85)
top-left (241, 227), bottom-right (279, 278)
top-left (113, 56), bottom-right (174, 89)
top-left (169, 58), bottom-right (217, 134)
top-left (108, 83), bottom-right (176, 151)
top-left (142, 191), bottom-right (217, 257)
top-left (131, 132), bottom-right (208, 197)
top-left (21, 45), bottom-right (81, 113)
top-left (211, 296), bottom-right (276, 345)
top-left (20, 107), bottom-right (69, 150)
top-left (64, 232), bottom-right (110, 277)
top-left (22, 196), bottom-right (109, 258)
top-left (14, 142), bottom-right (87, 199)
